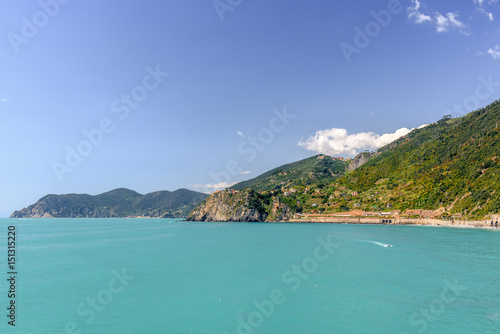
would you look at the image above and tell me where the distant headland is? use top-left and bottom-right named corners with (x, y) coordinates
top-left (11, 188), bottom-right (208, 218)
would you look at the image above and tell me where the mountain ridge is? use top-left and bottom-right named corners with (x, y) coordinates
top-left (230, 154), bottom-right (350, 192)
top-left (11, 188), bottom-right (208, 218)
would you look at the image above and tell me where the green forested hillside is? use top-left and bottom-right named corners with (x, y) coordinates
top-left (191, 99), bottom-right (500, 221)
top-left (231, 155), bottom-right (348, 192)
top-left (338, 99), bottom-right (500, 218)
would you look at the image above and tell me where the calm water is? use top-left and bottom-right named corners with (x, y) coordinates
top-left (0, 218), bottom-right (499, 334)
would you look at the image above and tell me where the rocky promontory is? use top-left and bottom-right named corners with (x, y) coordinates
top-left (186, 188), bottom-right (297, 222)
top-left (186, 188), bottom-right (267, 222)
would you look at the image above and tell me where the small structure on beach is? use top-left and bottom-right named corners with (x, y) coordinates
top-left (490, 214), bottom-right (500, 228)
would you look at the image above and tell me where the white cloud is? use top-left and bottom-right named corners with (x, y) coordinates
top-left (446, 13), bottom-right (465, 27)
top-left (236, 131), bottom-right (244, 138)
top-left (488, 44), bottom-right (500, 60)
top-left (473, 0), bottom-right (495, 21)
top-left (191, 182), bottom-right (237, 193)
top-left (408, 0), bottom-right (432, 23)
top-left (298, 127), bottom-right (414, 157)
top-left (0, 99), bottom-right (7, 102)
top-left (484, 10), bottom-right (494, 21)
top-left (435, 12), bottom-right (465, 33)
top-left (407, 1), bottom-right (468, 34)
top-left (241, 171), bottom-right (251, 175)
top-left (477, 44), bottom-right (500, 59)
top-left (435, 13), bottom-right (448, 32)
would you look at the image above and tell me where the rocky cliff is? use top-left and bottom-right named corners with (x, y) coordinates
top-left (266, 197), bottom-right (294, 222)
top-left (347, 151), bottom-right (379, 171)
top-left (186, 188), bottom-right (268, 222)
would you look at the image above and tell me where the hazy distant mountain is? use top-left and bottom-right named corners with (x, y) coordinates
top-left (11, 188), bottom-right (208, 218)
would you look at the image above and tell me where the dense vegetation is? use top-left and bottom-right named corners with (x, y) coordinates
top-left (221, 99), bottom-right (500, 220)
top-left (231, 155), bottom-right (348, 192)
top-left (338, 99), bottom-right (500, 219)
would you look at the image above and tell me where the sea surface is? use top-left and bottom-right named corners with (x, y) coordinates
top-left (0, 218), bottom-right (499, 334)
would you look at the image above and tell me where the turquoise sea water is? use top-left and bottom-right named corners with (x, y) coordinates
top-left (0, 218), bottom-right (499, 334)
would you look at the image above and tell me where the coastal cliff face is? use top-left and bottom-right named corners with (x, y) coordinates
top-left (266, 197), bottom-right (294, 222)
top-left (186, 189), bottom-right (267, 222)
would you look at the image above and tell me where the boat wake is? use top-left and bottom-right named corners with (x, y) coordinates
top-left (359, 240), bottom-right (393, 248)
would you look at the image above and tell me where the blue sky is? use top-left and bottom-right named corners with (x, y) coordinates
top-left (0, 0), bottom-right (499, 216)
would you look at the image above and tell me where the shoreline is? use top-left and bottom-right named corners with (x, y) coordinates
top-left (8, 216), bottom-right (500, 230)
top-left (286, 217), bottom-right (500, 229)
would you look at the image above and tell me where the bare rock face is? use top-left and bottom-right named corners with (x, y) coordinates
top-left (186, 188), bottom-right (267, 222)
top-left (266, 197), bottom-right (293, 222)
top-left (347, 152), bottom-right (379, 171)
